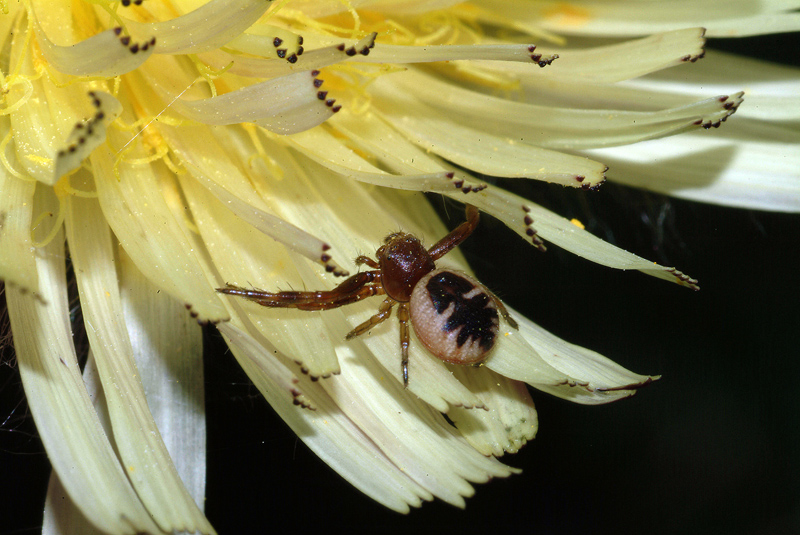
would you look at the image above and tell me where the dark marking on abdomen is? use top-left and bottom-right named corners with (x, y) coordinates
top-left (426, 271), bottom-right (498, 350)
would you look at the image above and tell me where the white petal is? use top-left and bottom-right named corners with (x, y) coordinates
top-left (6, 188), bottom-right (159, 534)
top-left (119, 250), bottom-right (207, 509)
top-left (489, 309), bottom-right (658, 404)
top-left (124, 0), bottom-right (273, 54)
top-left (43, 473), bottom-right (105, 535)
top-left (448, 367), bottom-right (539, 456)
top-left (64, 191), bottom-right (214, 534)
top-left (625, 50), bottom-right (800, 122)
top-left (491, 0), bottom-right (800, 38)
top-left (33, 16), bottom-right (155, 77)
top-left (0, 120), bottom-right (39, 296)
top-left (587, 122), bottom-right (800, 212)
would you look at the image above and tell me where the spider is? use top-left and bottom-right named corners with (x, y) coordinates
top-left (217, 204), bottom-right (518, 387)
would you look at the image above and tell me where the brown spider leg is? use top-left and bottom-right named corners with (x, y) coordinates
top-left (397, 302), bottom-right (411, 387)
top-left (490, 292), bottom-right (519, 330)
top-left (345, 297), bottom-right (396, 339)
top-left (355, 255), bottom-right (380, 269)
top-left (217, 271), bottom-right (381, 310)
top-left (427, 204), bottom-right (480, 260)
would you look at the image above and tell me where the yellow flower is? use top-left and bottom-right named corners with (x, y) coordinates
top-left (1, 1), bottom-right (797, 533)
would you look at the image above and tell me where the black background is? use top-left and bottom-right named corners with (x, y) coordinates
top-left (2, 33), bottom-right (798, 535)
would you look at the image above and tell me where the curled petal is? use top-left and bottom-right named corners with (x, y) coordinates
top-left (33, 13), bottom-right (156, 77)
top-left (489, 308), bottom-right (659, 404)
top-left (54, 92), bottom-right (123, 181)
top-left (125, 0), bottom-right (273, 54)
top-left (170, 70), bottom-right (339, 134)
top-left (448, 367), bottom-right (539, 456)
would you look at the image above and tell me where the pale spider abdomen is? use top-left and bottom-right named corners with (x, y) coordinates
top-left (409, 268), bottom-right (500, 365)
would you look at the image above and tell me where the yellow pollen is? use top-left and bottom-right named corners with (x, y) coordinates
top-left (570, 218), bottom-right (585, 229)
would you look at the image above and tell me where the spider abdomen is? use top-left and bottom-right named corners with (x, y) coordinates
top-left (409, 268), bottom-right (500, 365)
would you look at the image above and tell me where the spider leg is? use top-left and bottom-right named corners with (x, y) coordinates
top-left (355, 255), bottom-right (380, 269)
top-left (491, 293), bottom-right (519, 330)
top-left (397, 302), bottom-right (411, 387)
top-left (427, 204), bottom-right (480, 260)
top-left (345, 298), bottom-right (396, 339)
top-left (218, 271), bottom-right (381, 311)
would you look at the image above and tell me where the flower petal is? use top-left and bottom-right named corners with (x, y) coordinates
top-left (587, 121), bottom-right (800, 212)
top-left (54, 91), bottom-right (123, 182)
top-left (623, 50), bottom-right (800, 122)
top-left (33, 17), bottom-right (156, 77)
top-left (384, 69), bottom-right (743, 150)
top-left (227, 339), bottom-right (434, 512)
top-left (124, 0), bottom-right (273, 55)
top-left (6, 188), bottom-right (160, 534)
top-left (159, 122), bottom-right (350, 277)
top-left (0, 121), bottom-right (39, 296)
top-left (199, 32), bottom-right (378, 78)
top-left (90, 140), bottom-right (229, 322)
top-left (468, 186), bottom-right (701, 288)
top-left (310, 339), bottom-right (519, 507)
top-left (289, 125), bottom-right (485, 194)
top-left (170, 69), bottom-right (340, 134)
top-left (495, 0), bottom-right (800, 38)
top-left (490, 309), bottom-right (659, 404)
top-left (448, 367), bottom-right (539, 456)
top-left (181, 173), bottom-right (341, 379)
top-left (64, 190), bottom-right (213, 534)
top-left (370, 79), bottom-right (607, 188)
top-left (119, 250), bottom-right (207, 509)
top-left (472, 28), bottom-right (706, 83)
top-left (219, 322), bottom-right (317, 410)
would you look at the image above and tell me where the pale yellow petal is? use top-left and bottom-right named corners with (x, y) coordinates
top-left (119, 250), bottom-right (207, 508)
top-left (7, 188), bottom-right (159, 535)
top-left (448, 366), bottom-right (539, 456)
top-left (64, 190), bottom-right (213, 534)
top-left (90, 143), bottom-right (228, 322)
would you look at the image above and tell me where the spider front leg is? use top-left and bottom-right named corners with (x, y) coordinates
top-left (218, 271), bottom-right (382, 311)
top-left (355, 255), bottom-right (379, 269)
top-left (427, 204), bottom-right (479, 260)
